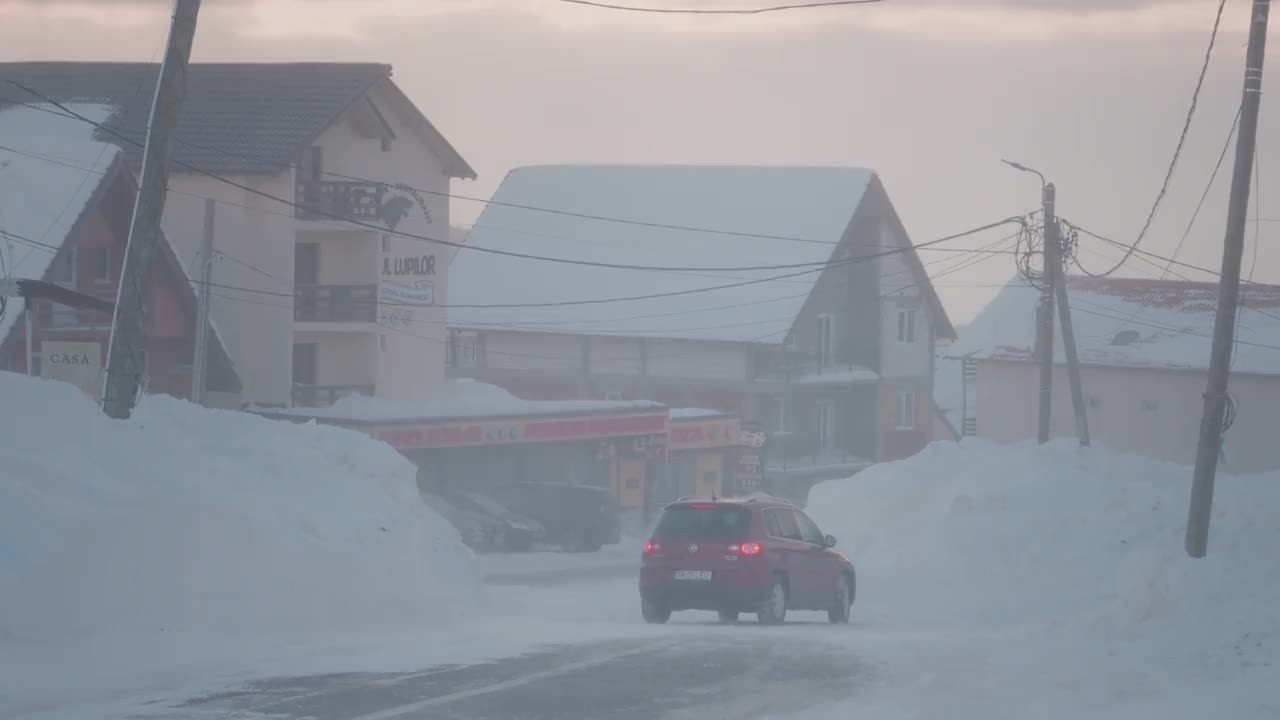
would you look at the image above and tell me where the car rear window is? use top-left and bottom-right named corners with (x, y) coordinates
top-left (653, 506), bottom-right (750, 540)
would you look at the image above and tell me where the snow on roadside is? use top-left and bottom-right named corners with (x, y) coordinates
top-left (805, 439), bottom-right (1280, 718)
top-left (0, 373), bottom-right (485, 716)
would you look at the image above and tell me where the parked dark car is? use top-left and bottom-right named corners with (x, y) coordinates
top-left (486, 482), bottom-right (621, 552)
top-left (445, 490), bottom-right (545, 552)
top-left (639, 496), bottom-right (855, 625)
top-left (420, 491), bottom-right (506, 552)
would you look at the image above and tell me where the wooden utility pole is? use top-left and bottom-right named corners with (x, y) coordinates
top-left (190, 198), bottom-right (214, 405)
top-left (1036, 184), bottom-right (1057, 444)
top-left (101, 0), bottom-right (201, 419)
top-left (1048, 208), bottom-right (1091, 447)
top-left (1186, 0), bottom-right (1269, 558)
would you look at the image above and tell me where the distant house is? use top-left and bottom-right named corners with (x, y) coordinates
top-left (447, 165), bottom-right (957, 482)
top-left (0, 104), bottom-right (240, 403)
top-left (949, 276), bottom-right (1280, 473)
top-left (0, 62), bottom-right (474, 407)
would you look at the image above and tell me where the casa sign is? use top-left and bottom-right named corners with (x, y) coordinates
top-left (40, 340), bottom-right (102, 399)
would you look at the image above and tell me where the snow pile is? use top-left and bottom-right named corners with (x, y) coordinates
top-left (0, 372), bottom-right (479, 641)
top-left (811, 440), bottom-right (1280, 636)
top-left (273, 378), bottom-right (662, 421)
top-left (807, 439), bottom-right (1280, 716)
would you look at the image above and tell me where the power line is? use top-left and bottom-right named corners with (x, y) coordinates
top-left (558, 0), bottom-right (883, 14)
top-left (0, 216), bottom-right (1023, 309)
top-left (0, 92), bottom-right (883, 251)
top-left (1075, 0), bottom-right (1228, 278)
top-left (7, 82), bottom-right (894, 275)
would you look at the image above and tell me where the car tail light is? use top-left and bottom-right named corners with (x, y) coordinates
top-left (728, 542), bottom-right (763, 556)
top-left (642, 540), bottom-right (661, 554)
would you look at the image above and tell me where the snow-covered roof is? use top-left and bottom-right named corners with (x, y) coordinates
top-left (259, 379), bottom-right (664, 423)
top-left (948, 276), bottom-right (1280, 375)
top-left (0, 103), bottom-right (120, 343)
top-left (670, 407), bottom-right (730, 420)
top-left (448, 165), bottom-right (875, 344)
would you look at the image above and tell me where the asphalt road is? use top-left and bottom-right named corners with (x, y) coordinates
top-left (155, 631), bottom-right (868, 720)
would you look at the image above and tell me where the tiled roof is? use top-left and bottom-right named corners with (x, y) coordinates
top-left (948, 275), bottom-right (1280, 375)
top-left (0, 62), bottom-right (467, 176)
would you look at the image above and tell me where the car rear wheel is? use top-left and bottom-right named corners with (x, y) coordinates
top-left (828, 574), bottom-right (852, 625)
top-left (717, 609), bottom-right (739, 624)
top-left (757, 578), bottom-right (788, 625)
top-left (641, 597), bottom-right (671, 624)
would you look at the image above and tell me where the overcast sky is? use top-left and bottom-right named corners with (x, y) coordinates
top-left (0, 0), bottom-right (1275, 323)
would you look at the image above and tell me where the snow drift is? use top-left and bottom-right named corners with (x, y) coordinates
top-left (0, 373), bottom-right (478, 641)
top-left (807, 438), bottom-right (1280, 671)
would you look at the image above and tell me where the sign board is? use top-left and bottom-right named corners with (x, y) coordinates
top-left (668, 417), bottom-right (741, 451)
top-left (371, 412), bottom-right (669, 450)
top-left (734, 420), bottom-right (769, 491)
top-left (377, 279), bottom-right (434, 328)
top-left (40, 340), bottom-right (102, 399)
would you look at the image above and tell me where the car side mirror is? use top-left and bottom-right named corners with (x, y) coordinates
top-left (823, 534), bottom-right (837, 548)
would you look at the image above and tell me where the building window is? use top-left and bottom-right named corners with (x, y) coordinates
top-left (895, 388), bottom-right (916, 430)
top-left (817, 399), bottom-right (834, 451)
top-left (897, 308), bottom-right (916, 343)
top-left (379, 334), bottom-right (388, 352)
top-left (93, 247), bottom-right (111, 284)
top-left (380, 137), bottom-right (392, 153)
top-left (817, 313), bottom-right (835, 365)
top-left (605, 390), bottom-right (624, 401)
top-left (1142, 399), bottom-right (1159, 413)
top-left (770, 395), bottom-right (789, 433)
top-left (449, 330), bottom-right (480, 368)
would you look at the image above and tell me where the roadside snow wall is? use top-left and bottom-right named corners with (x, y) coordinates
top-left (808, 439), bottom-right (1280, 653)
top-left (0, 373), bottom-right (478, 641)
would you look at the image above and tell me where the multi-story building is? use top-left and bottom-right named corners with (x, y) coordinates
top-left (0, 62), bottom-right (475, 407)
top-left (447, 165), bottom-right (956, 481)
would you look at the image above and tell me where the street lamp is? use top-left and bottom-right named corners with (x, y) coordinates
top-left (1001, 158), bottom-right (1047, 189)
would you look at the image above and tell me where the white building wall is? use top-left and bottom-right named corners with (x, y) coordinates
top-left (646, 339), bottom-right (746, 381)
top-left (589, 337), bottom-right (642, 376)
top-left (485, 332), bottom-right (582, 372)
top-left (293, 331), bottom-right (377, 387)
top-left (162, 172), bottom-right (296, 406)
top-left (878, 218), bottom-right (932, 379)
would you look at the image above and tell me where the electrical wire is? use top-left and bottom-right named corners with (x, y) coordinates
top-left (558, 0), bottom-right (883, 14)
top-left (1074, 0), bottom-right (1228, 278)
top-left (0, 217), bottom-right (1023, 310)
top-left (0, 92), bottom-right (952, 253)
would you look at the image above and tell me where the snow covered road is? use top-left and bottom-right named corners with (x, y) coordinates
top-left (157, 632), bottom-right (867, 720)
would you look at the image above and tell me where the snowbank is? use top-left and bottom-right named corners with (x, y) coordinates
top-left (0, 373), bottom-right (479, 641)
top-left (261, 378), bottom-right (662, 422)
top-left (806, 439), bottom-right (1280, 717)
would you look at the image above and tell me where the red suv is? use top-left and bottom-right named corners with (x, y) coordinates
top-left (639, 496), bottom-right (855, 625)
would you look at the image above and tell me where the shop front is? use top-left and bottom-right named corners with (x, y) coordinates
top-left (656, 411), bottom-right (743, 508)
top-left (358, 409), bottom-right (669, 512)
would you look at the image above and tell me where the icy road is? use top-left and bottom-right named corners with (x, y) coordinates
top-left (166, 633), bottom-right (867, 720)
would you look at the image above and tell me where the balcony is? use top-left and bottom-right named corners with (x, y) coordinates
top-left (295, 180), bottom-right (385, 223)
top-left (752, 351), bottom-right (878, 387)
top-left (764, 431), bottom-right (872, 478)
top-left (294, 284), bottom-right (377, 324)
top-left (292, 383), bottom-right (375, 408)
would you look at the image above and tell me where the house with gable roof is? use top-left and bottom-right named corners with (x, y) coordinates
top-left (0, 62), bottom-right (475, 408)
top-left (0, 103), bottom-right (240, 403)
top-left (447, 164), bottom-right (957, 480)
top-left (948, 275), bottom-right (1280, 473)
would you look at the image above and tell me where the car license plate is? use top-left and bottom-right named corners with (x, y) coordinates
top-left (673, 570), bottom-right (712, 581)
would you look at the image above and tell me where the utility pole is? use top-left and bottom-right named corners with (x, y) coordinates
top-left (1048, 209), bottom-right (1091, 447)
top-left (1036, 184), bottom-right (1057, 444)
top-left (101, 0), bottom-right (201, 420)
top-left (191, 198), bottom-right (214, 405)
top-left (1186, 0), bottom-right (1269, 559)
